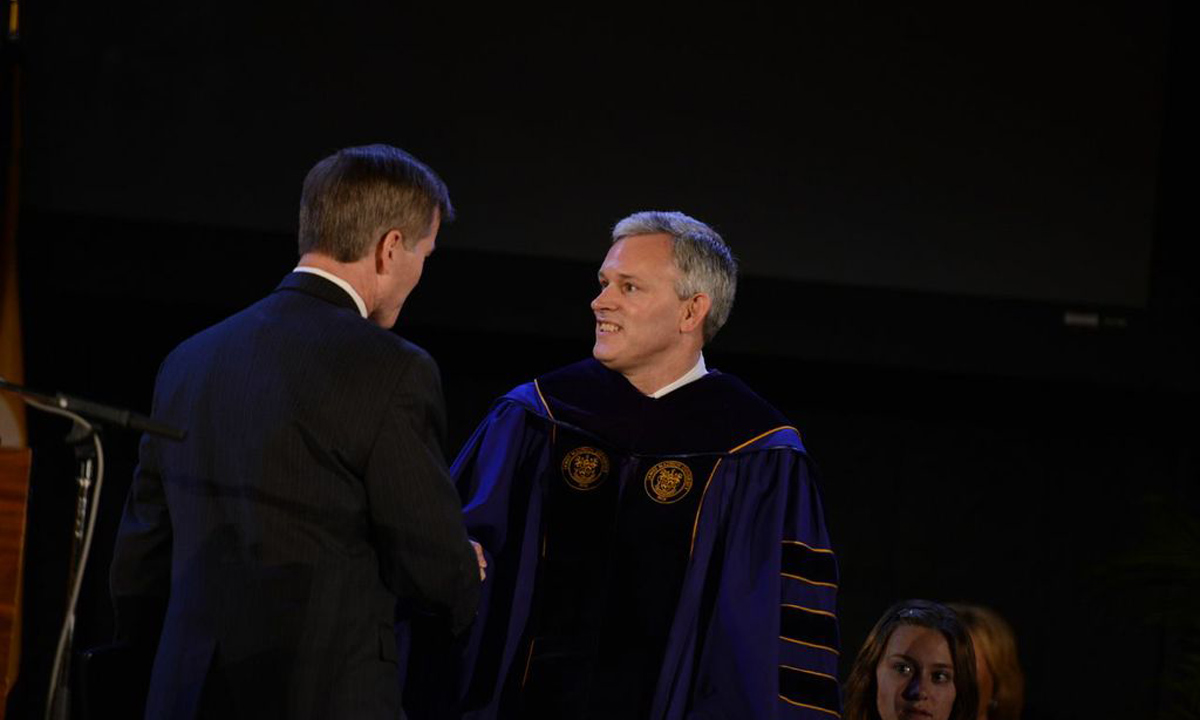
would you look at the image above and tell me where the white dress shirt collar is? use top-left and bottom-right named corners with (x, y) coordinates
top-left (293, 266), bottom-right (368, 319)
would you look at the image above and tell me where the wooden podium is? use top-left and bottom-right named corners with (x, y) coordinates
top-left (0, 448), bottom-right (31, 720)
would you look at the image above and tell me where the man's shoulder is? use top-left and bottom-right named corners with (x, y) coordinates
top-left (160, 301), bottom-right (263, 366)
top-left (160, 285), bottom-right (431, 377)
top-left (491, 359), bottom-right (605, 409)
top-left (678, 370), bottom-right (800, 454)
top-left (701, 370), bottom-right (790, 426)
top-left (488, 379), bottom-right (549, 420)
top-left (537, 357), bottom-right (612, 387)
top-left (533, 358), bottom-right (630, 412)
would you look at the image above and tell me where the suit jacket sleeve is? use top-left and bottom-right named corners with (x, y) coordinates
top-left (109, 369), bottom-right (173, 649)
top-left (365, 351), bottom-right (480, 635)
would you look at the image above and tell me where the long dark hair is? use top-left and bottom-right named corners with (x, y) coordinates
top-left (843, 599), bottom-right (979, 720)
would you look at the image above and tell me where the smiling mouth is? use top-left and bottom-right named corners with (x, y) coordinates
top-left (596, 321), bottom-right (621, 334)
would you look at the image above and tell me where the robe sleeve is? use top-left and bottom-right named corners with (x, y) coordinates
top-left (685, 440), bottom-right (841, 719)
top-left (460, 396), bottom-right (554, 717)
top-left (776, 452), bottom-right (841, 718)
top-left (455, 397), bottom-right (549, 556)
top-left (403, 396), bottom-right (551, 719)
top-left (455, 394), bottom-right (557, 718)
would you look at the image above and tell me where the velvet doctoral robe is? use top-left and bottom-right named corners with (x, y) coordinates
top-left (410, 359), bottom-right (840, 719)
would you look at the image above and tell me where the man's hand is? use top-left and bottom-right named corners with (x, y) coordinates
top-left (470, 540), bottom-right (487, 581)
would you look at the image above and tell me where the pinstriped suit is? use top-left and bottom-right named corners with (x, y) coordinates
top-left (110, 271), bottom-right (480, 720)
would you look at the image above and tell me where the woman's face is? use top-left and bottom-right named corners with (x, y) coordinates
top-left (875, 624), bottom-right (957, 720)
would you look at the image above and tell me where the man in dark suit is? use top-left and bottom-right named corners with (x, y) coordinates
top-left (110, 144), bottom-right (482, 719)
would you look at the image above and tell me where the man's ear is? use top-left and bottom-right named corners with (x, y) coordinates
top-left (680, 293), bottom-right (711, 334)
top-left (375, 229), bottom-right (405, 274)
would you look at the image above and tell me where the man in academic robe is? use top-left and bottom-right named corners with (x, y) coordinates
top-left (410, 211), bottom-right (840, 719)
top-left (110, 145), bottom-right (482, 720)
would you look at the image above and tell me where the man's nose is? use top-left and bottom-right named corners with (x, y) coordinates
top-left (591, 286), bottom-right (615, 311)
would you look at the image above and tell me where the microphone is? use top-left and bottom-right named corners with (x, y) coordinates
top-left (0, 377), bottom-right (186, 441)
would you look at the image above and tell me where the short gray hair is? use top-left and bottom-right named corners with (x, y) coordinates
top-left (611, 211), bottom-right (737, 343)
top-left (298, 144), bottom-right (454, 262)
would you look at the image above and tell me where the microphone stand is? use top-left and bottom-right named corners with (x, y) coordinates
top-left (0, 377), bottom-right (184, 720)
top-left (48, 422), bottom-right (98, 720)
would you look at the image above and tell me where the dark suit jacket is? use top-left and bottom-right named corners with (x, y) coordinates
top-left (110, 272), bottom-right (480, 720)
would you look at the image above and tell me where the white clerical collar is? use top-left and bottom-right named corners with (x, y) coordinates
top-left (648, 354), bottom-right (708, 399)
top-left (293, 266), bottom-right (368, 319)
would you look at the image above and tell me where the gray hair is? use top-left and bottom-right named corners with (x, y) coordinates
top-left (611, 210), bottom-right (737, 343)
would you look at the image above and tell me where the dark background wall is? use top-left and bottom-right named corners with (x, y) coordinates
top-left (22, 0), bottom-right (1171, 307)
top-left (5, 1), bottom-right (1198, 718)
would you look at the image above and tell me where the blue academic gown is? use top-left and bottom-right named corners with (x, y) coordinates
top-left (415, 359), bottom-right (841, 719)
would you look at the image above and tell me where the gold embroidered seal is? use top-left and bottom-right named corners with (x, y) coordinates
top-left (561, 446), bottom-right (609, 491)
top-left (644, 460), bottom-right (694, 504)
